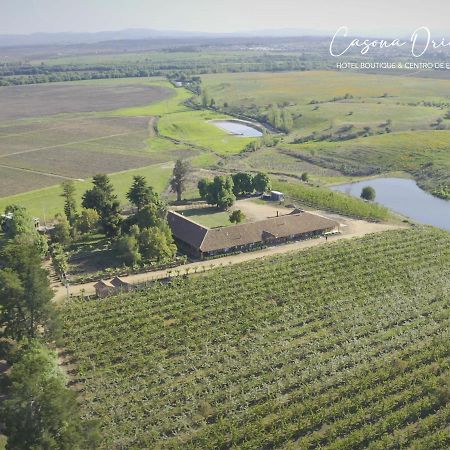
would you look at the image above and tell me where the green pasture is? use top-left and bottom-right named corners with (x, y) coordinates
top-left (202, 70), bottom-right (450, 106)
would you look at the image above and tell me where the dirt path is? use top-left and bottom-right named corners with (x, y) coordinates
top-left (0, 163), bottom-right (84, 181)
top-left (54, 218), bottom-right (404, 302)
top-left (0, 131), bottom-right (135, 158)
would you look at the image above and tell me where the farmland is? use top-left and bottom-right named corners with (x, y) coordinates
top-left (62, 227), bottom-right (450, 449)
top-left (202, 71), bottom-right (450, 197)
top-left (271, 179), bottom-right (390, 221)
top-left (0, 76), bottom-right (255, 206)
top-left (0, 78), bottom-right (180, 198)
top-left (1, 69), bottom-right (450, 222)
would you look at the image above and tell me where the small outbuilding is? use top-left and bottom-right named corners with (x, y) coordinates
top-left (270, 191), bottom-right (285, 202)
top-left (93, 280), bottom-right (116, 298)
top-left (94, 277), bottom-right (132, 297)
top-left (110, 277), bottom-right (131, 292)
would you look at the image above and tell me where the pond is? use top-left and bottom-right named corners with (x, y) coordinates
top-left (212, 120), bottom-right (263, 137)
top-left (331, 177), bottom-right (450, 231)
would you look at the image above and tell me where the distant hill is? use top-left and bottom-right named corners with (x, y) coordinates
top-left (0, 28), bottom-right (331, 48)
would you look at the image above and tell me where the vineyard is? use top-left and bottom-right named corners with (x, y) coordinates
top-left (62, 227), bottom-right (450, 449)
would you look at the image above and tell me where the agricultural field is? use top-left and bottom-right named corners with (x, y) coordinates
top-left (202, 70), bottom-right (450, 108)
top-left (0, 75), bottom-right (255, 212)
top-left (2, 69), bottom-right (450, 220)
top-left (0, 78), bottom-right (180, 198)
top-left (271, 179), bottom-right (390, 221)
top-left (62, 227), bottom-right (450, 449)
top-left (0, 81), bottom-right (172, 121)
top-left (202, 71), bottom-right (450, 196)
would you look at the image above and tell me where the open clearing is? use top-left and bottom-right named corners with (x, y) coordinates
top-left (62, 227), bottom-right (450, 448)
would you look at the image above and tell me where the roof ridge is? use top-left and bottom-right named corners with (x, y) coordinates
top-left (168, 210), bottom-right (209, 230)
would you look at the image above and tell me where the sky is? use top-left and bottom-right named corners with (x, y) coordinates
top-left (1, 0), bottom-right (450, 36)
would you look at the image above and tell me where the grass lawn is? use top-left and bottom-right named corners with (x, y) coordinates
top-left (0, 163), bottom-right (173, 219)
top-left (181, 206), bottom-right (234, 228)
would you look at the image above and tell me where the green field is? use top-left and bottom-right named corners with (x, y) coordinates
top-left (202, 71), bottom-right (450, 197)
top-left (202, 70), bottom-right (450, 107)
top-left (158, 110), bottom-right (256, 155)
top-left (283, 131), bottom-right (450, 197)
top-left (62, 227), bottom-right (450, 449)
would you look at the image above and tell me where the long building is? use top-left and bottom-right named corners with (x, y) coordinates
top-left (168, 210), bottom-right (339, 259)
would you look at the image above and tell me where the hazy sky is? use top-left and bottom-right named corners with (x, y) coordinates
top-left (1, 0), bottom-right (450, 35)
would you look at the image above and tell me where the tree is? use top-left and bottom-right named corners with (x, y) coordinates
top-left (138, 224), bottom-right (177, 261)
top-left (201, 88), bottom-right (209, 107)
top-left (3, 205), bottom-right (48, 256)
top-left (232, 173), bottom-right (254, 196)
top-left (214, 176), bottom-right (236, 209)
top-left (281, 108), bottom-right (293, 132)
top-left (113, 234), bottom-right (141, 267)
top-left (216, 187), bottom-right (236, 210)
top-left (50, 243), bottom-right (68, 278)
top-left (0, 243), bottom-right (53, 340)
top-left (301, 172), bottom-right (310, 182)
top-left (0, 341), bottom-right (100, 450)
top-left (253, 173), bottom-right (272, 193)
top-left (268, 105), bottom-right (282, 129)
top-left (82, 175), bottom-right (121, 237)
top-left (4, 205), bottom-right (35, 238)
top-left (61, 181), bottom-right (77, 226)
top-left (198, 179), bottom-right (210, 200)
top-left (229, 210), bottom-right (245, 224)
top-left (76, 209), bottom-right (99, 234)
top-left (361, 186), bottom-right (376, 201)
top-left (135, 202), bottom-right (166, 229)
top-left (126, 176), bottom-right (157, 211)
top-left (170, 159), bottom-right (191, 202)
top-left (51, 216), bottom-right (71, 247)
top-left (14, 230), bottom-right (49, 258)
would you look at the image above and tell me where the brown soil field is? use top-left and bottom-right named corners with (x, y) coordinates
top-left (0, 116), bottom-right (151, 157)
top-left (0, 82), bottom-right (172, 121)
top-left (0, 166), bottom-right (67, 197)
top-left (0, 148), bottom-right (159, 179)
